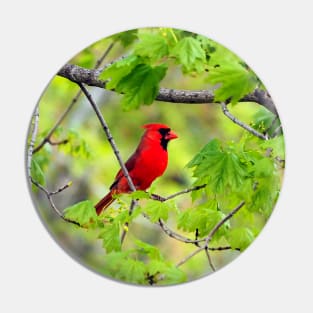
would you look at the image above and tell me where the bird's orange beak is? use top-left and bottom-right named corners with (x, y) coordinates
top-left (165, 130), bottom-right (178, 140)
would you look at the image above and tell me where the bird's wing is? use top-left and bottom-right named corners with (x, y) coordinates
top-left (109, 151), bottom-right (138, 190)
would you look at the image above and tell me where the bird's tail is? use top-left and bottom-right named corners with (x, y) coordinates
top-left (95, 190), bottom-right (116, 215)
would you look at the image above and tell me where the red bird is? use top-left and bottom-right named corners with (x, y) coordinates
top-left (95, 123), bottom-right (178, 215)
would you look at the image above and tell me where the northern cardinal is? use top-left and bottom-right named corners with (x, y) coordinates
top-left (95, 123), bottom-right (178, 215)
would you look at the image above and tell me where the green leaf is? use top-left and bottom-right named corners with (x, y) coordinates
top-left (178, 202), bottom-right (228, 238)
top-left (171, 37), bottom-right (206, 73)
top-left (196, 35), bottom-right (216, 61)
top-left (58, 128), bottom-right (90, 158)
top-left (186, 138), bottom-right (220, 168)
top-left (112, 29), bottom-right (138, 47)
top-left (116, 258), bottom-right (147, 284)
top-left (249, 176), bottom-right (279, 216)
top-left (227, 227), bottom-right (255, 250)
top-left (130, 190), bottom-right (151, 200)
top-left (260, 136), bottom-right (285, 159)
top-left (146, 260), bottom-right (167, 276)
top-left (188, 139), bottom-right (248, 194)
top-left (143, 200), bottom-right (175, 222)
top-left (99, 223), bottom-right (121, 252)
top-left (63, 200), bottom-right (97, 226)
top-left (99, 55), bottom-right (140, 89)
top-left (117, 63), bottom-right (168, 110)
top-left (30, 159), bottom-right (46, 186)
top-left (134, 33), bottom-right (169, 62)
top-left (254, 158), bottom-right (275, 178)
top-left (146, 260), bottom-right (187, 285)
top-left (161, 263), bottom-right (187, 285)
top-left (135, 240), bottom-right (163, 260)
top-left (208, 62), bottom-right (258, 103)
top-left (252, 107), bottom-right (277, 133)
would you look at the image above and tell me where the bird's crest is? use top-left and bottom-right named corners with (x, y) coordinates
top-left (142, 123), bottom-right (171, 131)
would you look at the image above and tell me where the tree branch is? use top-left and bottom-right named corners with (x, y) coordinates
top-left (57, 63), bottom-right (277, 115)
top-left (34, 43), bottom-right (115, 154)
top-left (150, 184), bottom-right (207, 202)
top-left (204, 201), bottom-right (246, 246)
top-left (77, 82), bottom-right (137, 243)
top-left (27, 106), bottom-right (39, 177)
top-left (78, 83), bottom-right (136, 193)
top-left (157, 218), bottom-right (201, 244)
top-left (220, 102), bottom-right (268, 140)
top-left (176, 201), bottom-right (245, 270)
top-left (31, 178), bottom-right (79, 226)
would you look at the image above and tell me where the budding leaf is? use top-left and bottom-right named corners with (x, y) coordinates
top-left (117, 259), bottom-right (147, 284)
top-left (31, 159), bottom-right (46, 186)
top-left (143, 200), bottom-right (175, 222)
top-left (227, 227), bottom-right (255, 250)
top-left (99, 223), bottom-right (121, 253)
top-left (63, 200), bottom-right (97, 226)
top-left (134, 33), bottom-right (169, 62)
top-left (135, 240), bottom-right (163, 260)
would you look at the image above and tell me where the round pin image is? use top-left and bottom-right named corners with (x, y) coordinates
top-left (26, 27), bottom-right (285, 286)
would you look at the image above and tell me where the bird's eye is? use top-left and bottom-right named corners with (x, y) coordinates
top-left (158, 128), bottom-right (170, 136)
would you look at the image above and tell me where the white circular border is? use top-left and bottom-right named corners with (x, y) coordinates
top-left (2, 1), bottom-right (312, 312)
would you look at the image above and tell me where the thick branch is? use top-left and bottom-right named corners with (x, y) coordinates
top-left (57, 64), bottom-right (277, 115)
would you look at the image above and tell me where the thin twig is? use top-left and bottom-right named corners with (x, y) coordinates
top-left (151, 184), bottom-right (206, 202)
top-left (204, 248), bottom-right (216, 271)
top-left (33, 43), bottom-right (115, 154)
top-left (264, 115), bottom-right (279, 137)
top-left (220, 102), bottom-right (268, 140)
top-left (272, 125), bottom-right (283, 137)
top-left (176, 201), bottom-right (245, 270)
top-left (78, 83), bottom-right (136, 192)
top-left (158, 219), bottom-right (201, 244)
top-left (33, 92), bottom-right (81, 154)
top-left (77, 82), bottom-right (137, 243)
top-left (205, 201), bottom-right (245, 246)
top-left (95, 42), bottom-right (115, 68)
top-left (31, 178), bottom-right (79, 226)
top-left (27, 106), bottom-right (39, 177)
top-left (176, 246), bottom-right (204, 267)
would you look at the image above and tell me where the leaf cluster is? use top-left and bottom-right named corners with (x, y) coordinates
top-left (63, 199), bottom-right (185, 285)
top-left (102, 240), bottom-right (186, 285)
top-left (183, 133), bottom-right (284, 250)
top-left (100, 28), bottom-right (260, 110)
